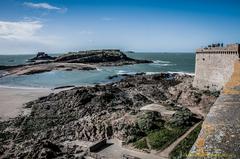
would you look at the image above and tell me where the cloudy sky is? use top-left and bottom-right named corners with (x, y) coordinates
top-left (0, 0), bottom-right (240, 54)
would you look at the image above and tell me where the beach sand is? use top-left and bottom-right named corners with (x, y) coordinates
top-left (0, 86), bottom-right (52, 121)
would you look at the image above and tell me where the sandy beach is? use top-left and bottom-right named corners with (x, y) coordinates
top-left (0, 86), bottom-right (52, 121)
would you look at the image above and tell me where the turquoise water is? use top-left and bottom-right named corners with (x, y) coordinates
top-left (0, 53), bottom-right (195, 88)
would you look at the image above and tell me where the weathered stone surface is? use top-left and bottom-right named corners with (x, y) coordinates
top-left (189, 61), bottom-right (240, 158)
top-left (193, 44), bottom-right (240, 91)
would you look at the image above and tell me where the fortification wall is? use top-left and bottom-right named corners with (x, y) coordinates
top-left (193, 53), bottom-right (239, 91)
top-left (188, 61), bottom-right (240, 158)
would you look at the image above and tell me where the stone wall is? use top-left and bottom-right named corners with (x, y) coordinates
top-left (193, 53), bottom-right (239, 91)
top-left (188, 61), bottom-right (240, 158)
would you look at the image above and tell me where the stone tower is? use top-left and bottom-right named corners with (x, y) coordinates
top-left (193, 43), bottom-right (240, 91)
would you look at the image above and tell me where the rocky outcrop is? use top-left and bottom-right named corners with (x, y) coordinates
top-left (55, 49), bottom-right (151, 66)
top-left (28, 52), bottom-right (56, 62)
top-left (5, 63), bottom-right (96, 76)
top-left (0, 49), bottom-right (152, 76)
top-left (0, 73), bottom-right (218, 158)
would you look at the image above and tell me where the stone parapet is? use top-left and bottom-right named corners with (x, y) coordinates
top-left (188, 61), bottom-right (240, 158)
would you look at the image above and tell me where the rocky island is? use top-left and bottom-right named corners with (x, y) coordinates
top-left (27, 52), bottom-right (56, 62)
top-left (0, 73), bottom-right (218, 158)
top-left (0, 49), bottom-right (152, 77)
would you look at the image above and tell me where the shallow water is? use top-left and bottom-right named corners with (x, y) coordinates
top-left (0, 53), bottom-right (195, 88)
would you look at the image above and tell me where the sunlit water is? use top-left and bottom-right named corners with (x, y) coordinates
top-left (0, 53), bottom-right (195, 88)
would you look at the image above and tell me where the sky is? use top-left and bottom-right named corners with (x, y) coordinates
top-left (0, 0), bottom-right (240, 54)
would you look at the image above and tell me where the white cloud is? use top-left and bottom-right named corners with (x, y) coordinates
top-left (0, 21), bottom-right (42, 40)
top-left (0, 20), bottom-right (61, 54)
top-left (23, 2), bottom-right (61, 10)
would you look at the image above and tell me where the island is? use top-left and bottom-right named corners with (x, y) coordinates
top-left (0, 49), bottom-right (152, 77)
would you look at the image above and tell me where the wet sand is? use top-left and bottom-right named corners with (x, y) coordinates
top-left (0, 86), bottom-right (52, 121)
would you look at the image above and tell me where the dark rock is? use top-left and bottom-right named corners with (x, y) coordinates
top-left (53, 85), bottom-right (75, 90)
top-left (108, 75), bottom-right (119, 79)
top-left (54, 49), bottom-right (152, 66)
top-left (28, 52), bottom-right (56, 62)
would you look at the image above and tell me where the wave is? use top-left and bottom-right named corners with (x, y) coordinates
top-left (167, 71), bottom-right (195, 76)
top-left (117, 70), bottom-right (137, 75)
top-left (145, 71), bottom-right (194, 76)
top-left (151, 63), bottom-right (176, 66)
top-left (153, 60), bottom-right (171, 64)
top-left (151, 60), bottom-right (176, 66)
top-left (145, 72), bottom-right (162, 75)
top-left (96, 67), bottom-right (103, 71)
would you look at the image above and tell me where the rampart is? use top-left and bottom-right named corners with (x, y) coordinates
top-left (188, 60), bottom-right (240, 158)
top-left (193, 43), bottom-right (240, 91)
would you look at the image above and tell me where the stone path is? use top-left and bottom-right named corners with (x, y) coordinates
top-left (97, 139), bottom-right (167, 159)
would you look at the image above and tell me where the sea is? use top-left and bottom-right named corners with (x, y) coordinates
top-left (0, 53), bottom-right (195, 88)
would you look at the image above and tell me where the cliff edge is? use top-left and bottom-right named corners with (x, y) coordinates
top-left (188, 61), bottom-right (240, 158)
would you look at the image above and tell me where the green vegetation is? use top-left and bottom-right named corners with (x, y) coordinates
top-left (170, 123), bottom-right (202, 159)
top-left (128, 108), bottom-right (198, 152)
top-left (133, 137), bottom-right (148, 149)
top-left (147, 127), bottom-right (187, 150)
top-left (167, 108), bottom-right (196, 127)
top-left (137, 112), bottom-right (163, 134)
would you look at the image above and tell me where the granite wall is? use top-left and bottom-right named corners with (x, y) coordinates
top-left (193, 53), bottom-right (239, 91)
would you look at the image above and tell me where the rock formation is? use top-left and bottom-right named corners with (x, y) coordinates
top-left (0, 49), bottom-right (152, 76)
top-left (28, 52), bottom-right (56, 62)
top-left (0, 73), bottom-right (218, 158)
top-left (54, 49), bottom-right (151, 66)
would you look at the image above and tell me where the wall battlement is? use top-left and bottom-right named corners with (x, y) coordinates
top-left (193, 43), bottom-right (240, 91)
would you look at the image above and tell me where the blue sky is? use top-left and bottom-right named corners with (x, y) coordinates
top-left (0, 0), bottom-right (240, 54)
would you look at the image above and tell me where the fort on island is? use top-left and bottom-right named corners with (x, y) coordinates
top-left (193, 43), bottom-right (240, 91)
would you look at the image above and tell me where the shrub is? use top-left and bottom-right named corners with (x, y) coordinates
top-left (133, 137), bottom-right (148, 149)
top-left (147, 127), bottom-right (187, 150)
top-left (167, 108), bottom-right (195, 127)
top-left (148, 129), bottom-right (173, 150)
top-left (137, 112), bottom-right (163, 134)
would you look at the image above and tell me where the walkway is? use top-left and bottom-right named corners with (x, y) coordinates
top-left (97, 139), bottom-right (167, 159)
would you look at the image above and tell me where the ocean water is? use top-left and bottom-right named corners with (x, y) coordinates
top-left (0, 53), bottom-right (195, 88)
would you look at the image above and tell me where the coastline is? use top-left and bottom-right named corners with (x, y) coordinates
top-left (0, 86), bottom-right (51, 121)
top-left (0, 72), bottom-right (217, 158)
top-left (0, 71), bottom-right (194, 121)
